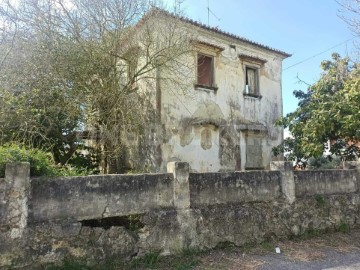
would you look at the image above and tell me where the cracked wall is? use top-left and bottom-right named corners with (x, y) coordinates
top-left (158, 24), bottom-right (287, 172)
top-left (2, 162), bottom-right (359, 268)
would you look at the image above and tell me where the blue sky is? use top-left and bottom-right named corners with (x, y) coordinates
top-left (176, 0), bottom-right (357, 116)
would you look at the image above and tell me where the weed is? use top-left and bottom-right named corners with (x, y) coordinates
top-left (46, 260), bottom-right (90, 270)
top-left (173, 248), bottom-right (201, 270)
top-left (305, 228), bottom-right (322, 237)
top-left (337, 222), bottom-right (350, 233)
top-left (289, 228), bottom-right (323, 242)
top-left (143, 250), bottom-right (161, 268)
top-left (315, 195), bottom-right (326, 207)
top-left (260, 241), bottom-right (275, 252)
top-left (128, 250), bottom-right (161, 269)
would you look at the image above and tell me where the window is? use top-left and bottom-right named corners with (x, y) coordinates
top-left (120, 46), bottom-right (140, 89)
top-left (245, 134), bottom-right (264, 170)
top-left (197, 53), bottom-right (214, 88)
top-left (239, 54), bottom-right (266, 98)
top-left (127, 59), bottom-right (137, 84)
top-left (245, 67), bottom-right (259, 96)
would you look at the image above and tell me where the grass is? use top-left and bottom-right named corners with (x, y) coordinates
top-left (129, 250), bottom-right (161, 269)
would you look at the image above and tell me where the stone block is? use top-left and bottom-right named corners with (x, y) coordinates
top-left (270, 161), bottom-right (295, 204)
top-left (167, 162), bottom-right (190, 209)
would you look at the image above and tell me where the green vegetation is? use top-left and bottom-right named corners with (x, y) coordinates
top-left (289, 228), bottom-right (324, 242)
top-left (337, 222), bottom-right (351, 234)
top-left (314, 195), bottom-right (326, 207)
top-left (307, 156), bottom-right (342, 170)
top-left (0, 144), bottom-right (87, 177)
top-left (273, 53), bottom-right (360, 168)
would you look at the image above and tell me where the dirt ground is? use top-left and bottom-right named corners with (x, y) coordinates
top-left (189, 229), bottom-right (360, 270)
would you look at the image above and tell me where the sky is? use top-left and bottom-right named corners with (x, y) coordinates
top-left (176, 0), bottom-right (358, 116)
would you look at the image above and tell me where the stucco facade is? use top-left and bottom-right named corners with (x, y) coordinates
top-left (147, 13), bottom-right (290, 173)
top-left (124, 11), bottom-right (291, 173)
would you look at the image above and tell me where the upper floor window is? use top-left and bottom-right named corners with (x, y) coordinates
top-left (245, 66), bottom-right (259, 96)
top-left (239, 54), bottom-right (266, 98)
top-left (127, 58), bottom-right (138, 85)
top-left (197, 53), bottom-right (214, 88)
top-left (192, 41), bottom-right (224, 91)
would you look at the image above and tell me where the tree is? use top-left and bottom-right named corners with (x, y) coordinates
top-left (337, 0), bottom-right (360, 35)
top-left (0, 0), bottom-right (193, 173)
top-left (273, 53), bottom-right (360, 167)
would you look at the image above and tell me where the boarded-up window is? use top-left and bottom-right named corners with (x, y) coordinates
top-left (245, 67), bottom-right (259, 95)
top-left (197, 53), bottom-right (214, 87)
top-left (245, 135), bottom-right (263, 169)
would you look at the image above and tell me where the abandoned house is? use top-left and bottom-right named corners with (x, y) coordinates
top-left (121, 10), bottom-right (291, 173)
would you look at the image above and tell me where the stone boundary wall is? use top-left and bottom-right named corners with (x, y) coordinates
top-left (0, 161), bottom-right (360, 268)
top-left (30, 173), bottom-right (174, 222)
top-left (294, 170), bottom-right (359, 197)
top-left (189, 171), bottom-right (282, 206)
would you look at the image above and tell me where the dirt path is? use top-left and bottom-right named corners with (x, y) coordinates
top-left (190, 229), bottom-right (360, 270)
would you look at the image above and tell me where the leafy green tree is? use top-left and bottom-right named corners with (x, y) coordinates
top-left (273, 53), bottom-right (360, 167)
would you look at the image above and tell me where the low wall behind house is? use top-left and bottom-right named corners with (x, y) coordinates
top-left (294, 170), bottom-right (359, 197)
top-left (30, 173), bottom-right (174, 222)
top-left (189, 171), bottom-right (281, 207)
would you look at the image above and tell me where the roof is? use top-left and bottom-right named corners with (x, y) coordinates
top-left (142, 8), bottom-right (291, 58)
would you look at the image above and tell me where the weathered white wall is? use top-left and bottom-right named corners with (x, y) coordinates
top-left (159, 24), bottom-right (287, 172)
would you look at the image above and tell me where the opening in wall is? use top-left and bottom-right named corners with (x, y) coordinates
top-left (245, 134), bottom-right (264, 170)
top-left (197, 53), bottom-right (215, 89)
top-left (245, 67), bottom-right (259, 96)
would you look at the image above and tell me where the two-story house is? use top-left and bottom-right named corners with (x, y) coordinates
top-left (125, 9), bottom-right (291, 173)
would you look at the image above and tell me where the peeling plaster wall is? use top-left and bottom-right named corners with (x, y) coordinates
top-left (159, 25), bottom-right (286, 172)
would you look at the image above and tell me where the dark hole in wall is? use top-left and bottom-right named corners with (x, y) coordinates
top-left (80, 214), bottom-right (144, 231)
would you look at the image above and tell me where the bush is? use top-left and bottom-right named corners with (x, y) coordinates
top-left (0, 144), bottom-right (86, 177)
top-left (307, 156), bottom-right (341, 170)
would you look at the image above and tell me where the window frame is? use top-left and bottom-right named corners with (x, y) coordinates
top-left (192, 41), bottom-right (223, 92)
top-left (244, 65), bottom-right (260, 97)
top-left (196, 52), bottom-right (216, 90)
top-left (245, 131), bottom-right (265, 170)
top-left (239, 54), bottom-right (266, 99)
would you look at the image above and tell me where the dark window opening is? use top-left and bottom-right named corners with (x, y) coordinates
top-left (245, 67), bottom-right (259, 96)
top-left (197, 53), bottom-right (214, 88)
top-left (81, 215), bottom-right (144, 231)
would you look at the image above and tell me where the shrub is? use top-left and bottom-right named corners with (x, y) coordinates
top-left (307, 156), bottom-right (341, 170)
top-left (0, 144), bottom-right (86, 177)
